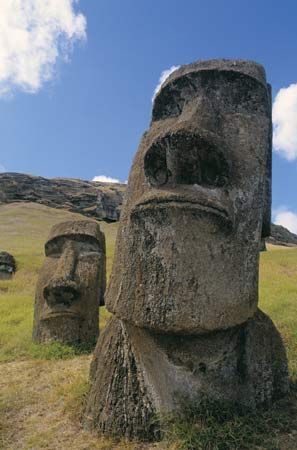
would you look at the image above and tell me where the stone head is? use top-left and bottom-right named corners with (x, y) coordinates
top-left (106, 59), bottom-right (272, 334)
top-left (33, 220), bottom-right (106, 345)
top-left (0, 251), bottom-right (16, 280)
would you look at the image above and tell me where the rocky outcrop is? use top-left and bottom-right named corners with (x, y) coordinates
top-left (0, 173), bottom-right (126, 222)
top-left (267, 223), bottom-right (297, 247)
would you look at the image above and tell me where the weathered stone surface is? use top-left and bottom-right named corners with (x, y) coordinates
top-left (0, 172), bottom-right (125, 222)
top-left (84, 317), bottom-right (160, 441)
top-left (84, 59), bottom-right (289, 441)
top-left (0, 251), bottom-right (16, 279)
top-left (84, 310), bottom-right (288, 440)
top-left (260, 238), bottom-right (267, 252)
top-left (33, 220), bottom-right (106, 346)
top-left (106, 59), bottom-right (272, 333)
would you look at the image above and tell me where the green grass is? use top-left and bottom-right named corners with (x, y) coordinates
top-left (163, 394), bottom-right (297, 450)
top-left (260, 245), bottom-right (297, 378)
top-left (0, 203), bottom-right (297, 449)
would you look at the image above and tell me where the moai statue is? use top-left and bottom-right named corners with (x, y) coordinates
top-left (33, 220), bottom-right (106, 346)
top-left (0, 251), bottom-right (16, 279)
top-left (84, 60), bottom-right (289, 440)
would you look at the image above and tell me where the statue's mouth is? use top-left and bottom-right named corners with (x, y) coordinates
top-left (132, 191), bottom-right (232, 229)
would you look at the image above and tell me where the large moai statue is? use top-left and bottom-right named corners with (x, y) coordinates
top-left (84, 60), bottom-right (289, 440)
top-left (33, 220), bottom-right (106, 346)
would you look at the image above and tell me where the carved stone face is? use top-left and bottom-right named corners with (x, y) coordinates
top-left (0, 251), bottom-right (16, 280)
top-left (106, 60), bottom-right (272, 334)
top-left (33, 220), bottom-right (106, 345)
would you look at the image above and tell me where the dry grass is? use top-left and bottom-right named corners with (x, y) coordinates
top-left (0, 357), bottom-right (159, 450)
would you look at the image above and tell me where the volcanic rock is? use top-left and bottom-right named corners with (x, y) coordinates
top-left (0, 172), bottom-right (126, 222)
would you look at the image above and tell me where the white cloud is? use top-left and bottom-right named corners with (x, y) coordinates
top-left (0, 0), bottom-right (86, 97)
top-left (92, 175), bottom-right (121, 184)
top-left (0, 164), bottom-right (6, 172)
top-left (273, 83), bottom-right (297, 161)
top-left (152, 65), bottom-right (180, 102)
top-left (274, 207), bottom-right (297, 234)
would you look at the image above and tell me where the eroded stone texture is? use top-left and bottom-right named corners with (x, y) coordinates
top-left (33, 220), bottom-right (106, 346)
top-left (85, 59), bottom-right (289, 440)
top-left (107, 59), bottom-right (273, 333)
top-left (0, 251), bottom-right (16, 279)
top-left (85, 317), bottom-right (160, 441)
top-left (85, 310), bottom-right (288, 440)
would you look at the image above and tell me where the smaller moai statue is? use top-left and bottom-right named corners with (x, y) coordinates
top-left (0, 251), bottom-right (16, 279)
top-left (33, 220), bottom-right (106, 346)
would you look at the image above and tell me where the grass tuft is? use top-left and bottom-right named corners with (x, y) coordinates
top-left (29, 341), bottom-right (92, 360)
top-left (163, 394), bottom-right (297, 450)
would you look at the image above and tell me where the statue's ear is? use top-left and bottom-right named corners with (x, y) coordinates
top-left (262, 83), bottom-right (272, 238)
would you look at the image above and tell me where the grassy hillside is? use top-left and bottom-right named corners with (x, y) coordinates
top-left (260, 245), bottom-right (297, 377)
top-left (0, 203), bottom-right (297, 449)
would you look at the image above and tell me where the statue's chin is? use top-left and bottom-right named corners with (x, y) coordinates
top-left (37, 314), bottom-right (82, 343)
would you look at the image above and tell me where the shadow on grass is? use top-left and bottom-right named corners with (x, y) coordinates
top-left (162, 387), bottom-right (297, 450)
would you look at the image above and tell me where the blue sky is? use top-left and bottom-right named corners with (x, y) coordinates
top-left (0, 0), bottom-right (297, 231)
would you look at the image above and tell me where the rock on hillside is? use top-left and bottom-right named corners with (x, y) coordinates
top-left (267, 223), bottom-right (297, 247)
top-left (0, 173), bottom-right (126, 222)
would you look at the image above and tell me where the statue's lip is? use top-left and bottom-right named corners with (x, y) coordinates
top-left (132, 194), bottom-right (230, 222)
top-left (41, 310), bottom-right (81, 320)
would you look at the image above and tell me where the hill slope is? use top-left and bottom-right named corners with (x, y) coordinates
top-left (267, 223), bottom-right (297, 247)
top-left (0, 172), bottom-right (126, 221)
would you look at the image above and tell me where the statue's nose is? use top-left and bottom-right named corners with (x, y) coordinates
top-left (144, 130), bottom-right (228, 188)
top-left (43, 241), bottom-right (79, 307)
top-left (44, 280), bottom-right (79, 307)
